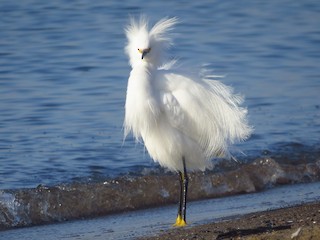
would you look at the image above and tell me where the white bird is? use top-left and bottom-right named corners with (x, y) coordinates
top-left (124, 16), bottom-right (252, 227)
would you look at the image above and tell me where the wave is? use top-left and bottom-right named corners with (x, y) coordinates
top-left (1, 157), bottom-right (320, 231)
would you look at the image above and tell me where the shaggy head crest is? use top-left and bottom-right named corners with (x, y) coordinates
top-left (125, 16), bottom-right (178, 67)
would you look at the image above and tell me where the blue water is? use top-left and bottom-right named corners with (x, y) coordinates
top-left (0, 0), bottom-right (319, 189)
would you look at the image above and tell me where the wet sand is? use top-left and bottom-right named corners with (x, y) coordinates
top-left (142, 201), bottom-right (320, 240)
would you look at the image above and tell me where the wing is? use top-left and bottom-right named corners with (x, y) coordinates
top-left (161, 91), bottom-right (185, 128)
top-left (158, 70), bottom-right (252, 159)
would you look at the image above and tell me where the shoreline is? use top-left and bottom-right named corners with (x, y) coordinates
top-left (1, 182), bottom-right (319, 239)
top-left (1, 157), bottom-right (320, 231)
top-left (141, 201), bottom-right (320, 239)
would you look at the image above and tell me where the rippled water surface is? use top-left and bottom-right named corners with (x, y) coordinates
top-left (0, 0), bottom-right (320, 190)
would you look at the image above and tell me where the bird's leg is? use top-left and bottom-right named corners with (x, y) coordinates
top-left (181, 157), bottom-right (188, 224)
top-left (173, 157), bottom-right (188, 227)
top-left (174, 171), bottom-right (184, 226)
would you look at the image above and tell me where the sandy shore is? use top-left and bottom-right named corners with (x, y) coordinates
top-left (141, 201), bottom-right (320, 240)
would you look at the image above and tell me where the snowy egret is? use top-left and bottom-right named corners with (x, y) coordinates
top-left (124, 16), bottom-right (252, 227)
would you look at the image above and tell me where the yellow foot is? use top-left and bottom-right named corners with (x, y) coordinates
top-left (173, 215), bottom-right (187, 227)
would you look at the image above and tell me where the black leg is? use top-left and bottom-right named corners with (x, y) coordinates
top-left (178, 171), bottom-right (184, 217)
top-left (174, 157), bottom-right (188, 227)
top-left (181, 157), bottom-right (188, 223)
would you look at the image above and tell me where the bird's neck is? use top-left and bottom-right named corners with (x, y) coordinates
top-left (132, 59), bottom-right (158, 70)
top-left (130, 65), bottom-right (154, 90)
top-left (125, 64), bottom-right (160, 140)
top-left (130, 63), bottom-right (157, 86)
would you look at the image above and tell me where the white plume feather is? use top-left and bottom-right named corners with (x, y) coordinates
top-left (125, 16), bottom-right (178, 67)
top-left (124, 17), bottom-right (252, 172)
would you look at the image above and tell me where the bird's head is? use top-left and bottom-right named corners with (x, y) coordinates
top-left (125, 16), bottom-right (178, 68)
